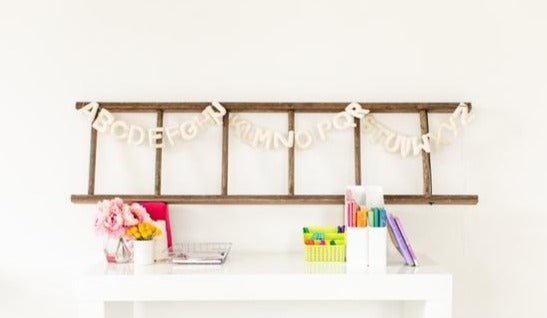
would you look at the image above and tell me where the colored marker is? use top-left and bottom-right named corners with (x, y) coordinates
top-left (379, 208), bottom-right (387, 227)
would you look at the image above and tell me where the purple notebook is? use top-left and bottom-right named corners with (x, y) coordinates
top-left (394, 216), bottom-right (418, 267)
top-left (387, 223), bottom-right (404, 257)
top-left (387, 213), bottom-right (414, 266)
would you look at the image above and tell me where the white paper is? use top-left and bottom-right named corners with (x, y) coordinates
top-left (153, 220), bottom-right (168, 261)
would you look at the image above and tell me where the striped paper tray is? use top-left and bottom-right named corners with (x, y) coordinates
top-left (304, 245), bottom-right (345, 262)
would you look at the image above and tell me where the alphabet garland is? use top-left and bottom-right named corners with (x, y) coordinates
top-left (79, 102), bottom-right (226, 148)
top-left (78, 102), bottom-right (473, 157)
top-left (229, 102), bottom-right (368, 150)
top-left (362, 103), bottom-right (474, 157)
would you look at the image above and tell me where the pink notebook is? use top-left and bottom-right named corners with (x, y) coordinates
top-left (137, 202), bottom-right (172, 248)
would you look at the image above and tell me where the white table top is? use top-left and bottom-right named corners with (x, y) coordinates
top-left (80, 253), bottom-right (452, 302)
top-left (86, 252), bottom-right (448, 276)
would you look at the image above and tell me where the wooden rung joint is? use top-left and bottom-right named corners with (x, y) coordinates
top-left (154, 110), bottom-right (164, 195)
top-left (87, 107), bottom-right (101, 195)
top-left (221, 112), bottom-right (230, 195)
top-left (419, 110), bottom-right (432, 196)
top-left (354, 118), bottom-right (362, 185)
top-left (88, 129), bottom-right (98, 195)
top-left (288, 110), bottom-right (295, 195)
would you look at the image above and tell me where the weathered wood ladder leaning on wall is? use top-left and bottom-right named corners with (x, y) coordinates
top-left (71, 102), bottom-right (478, 205)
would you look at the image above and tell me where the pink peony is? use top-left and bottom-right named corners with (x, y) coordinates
top-left (128, 203), bottom-right (151, 223)
top-left (121, 204), bottom-right (139, 227)
top-left (95, 198), bottom-right (126, 238)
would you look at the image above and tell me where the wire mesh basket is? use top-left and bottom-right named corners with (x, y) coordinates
top-left (167, 242), bottom-right (232, 264)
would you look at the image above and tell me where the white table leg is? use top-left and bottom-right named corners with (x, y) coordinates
top-left (403, 299), bottom-right (451, 318)
top-left (402, 301), bottom-right (423, 318)
top-left (78, 300), bottom-right (105, 318)
top-left (423, 299), bottom-right (451, 318)
top-left (132, 301), bottom-right (146, 318)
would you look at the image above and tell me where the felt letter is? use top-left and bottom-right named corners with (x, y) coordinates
top-left (180, 121), bottom-right (198, 140)
top-left (399, 135), bottom-right (413, 158)
top-left (429, 103), bottom-right (474, 148)
top-left (148, 128), bottom-right (164, 148)
top-left (252, 127), bottom-right (273, 150)
top-left (203, 106), bottom-right (223, 126)
top-left (110, 120), bottom-right (129, 140)
top-left (431, 123), bottom-right (453, 148)
top-left (231, 116), bottom-right (253, 142)
top-left (384, 132), bottom-right (399, 152)
top-left (229, 114), bottom-right (240, 127)
top-left (441, 117), bottom-right (459, 136)
top-left (453, 103), bottom-right (475, 125)
top-left (92, 109), bottom-right (114, 133)
top-left (211, 102), bottom-right (227, 116)
top-left (332, 111), bottom-right (356, 130)
top-left (371, 124), bottom-right (391, 143)
top-left (295, 130), bottom-right (313, 149)
top-left (127, 125), bottom-right (145, 146)
top-left (344, 102), bottom-right (369, 119)
top-left (164, 125), bottom-right (180, 146)
top-left (317, 120), bottom-right (332, 141)
top-left (362, 115), bottom-right (377, 133)
top-left (79, 102), bottom-right (99, 122)
top-left (273, 131), bottom-right (294, 149)
top-left (229, 115), bottom-right (242, 136)
top-left (194, 108), bottom-right (214, 130)
top-left (412, 134), bottom-right (431, 155)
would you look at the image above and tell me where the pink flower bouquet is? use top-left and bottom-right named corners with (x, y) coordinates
top-left (95, 198), bottom-right (152, 263)
top-left (95, 198), bottom-right (151, 238)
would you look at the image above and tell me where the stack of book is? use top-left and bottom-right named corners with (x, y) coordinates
top-left (387, 213), bottom-right (419, 266)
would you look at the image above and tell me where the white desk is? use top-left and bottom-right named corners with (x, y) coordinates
top-left (79, 253), bottom-right (452, 318)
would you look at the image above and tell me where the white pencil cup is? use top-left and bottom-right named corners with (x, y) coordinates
top-left (133, 240), bottom-right (155, 266)
top-left (368, 227), bottom-right (387, 267)
top-left (345, 227), bottom-right (369, 267)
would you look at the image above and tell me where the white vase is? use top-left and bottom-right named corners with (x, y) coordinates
top-left (133, 240), bottom-right (154, 265)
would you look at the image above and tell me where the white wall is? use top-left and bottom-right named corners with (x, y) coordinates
top-left (1, 0), bottom-right (546, 317)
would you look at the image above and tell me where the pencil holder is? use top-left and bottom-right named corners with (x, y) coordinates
top-left (304, 245), bottom-right (346, 262)
top-left (368, 227), bottom-right (387, 267)
top-left (345, 227), bottom-right (369, 267)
